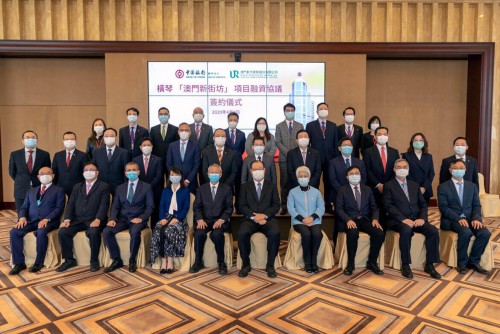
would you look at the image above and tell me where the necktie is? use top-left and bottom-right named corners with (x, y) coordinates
top-left (402, 182), bottom-right (410, 201)
top-left (257, 182), bottom-right (262, 200)
top-left (347, 126), bottom-right (352, 137)
top-left (107, 148), bottom-right (112, 161)
top-left (321, 121), bottom-right (326, 138)
top-left (127, 182), bottom-right (134, 204)
top-left (302, 151), bottom-right (307, 165)
top-left (346, 158), bottom-right (350, 168)
top-left (196, 123), bottom-right (201, 140)
top-left (288, 122), bottom-right (293, 135)
top-left (354, 186), bottom-right (361, 209)
top-left (457, 182), bottom-right (463, 205)
top-left (66, 152), bottom-right (71, 167)
top-left (144, 156), bottom-right (149, 175)
top-left (231, 130), bottom-right (235, 144)
top-left (27, 150), bottom-right (33, 173)
top-left (181, 142), bottom-right (186, 161)
top-left (130, 127), bottom-right (135, 147)
top-left (258, 156), bottom-right (262, 161)
top-left (161, 125), bottom-right (166, 140)
top-left (212, 186), bottom-right (216, 200)
top-left (381, 146), bottom-right (387, 173)
top-left (86, 183), bottom-right (92, 195)
top-left (217, 149), bottom-right (222, 163)
top-left (40, 185), bottom-right (46, 196)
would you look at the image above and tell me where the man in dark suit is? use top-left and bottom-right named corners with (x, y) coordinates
top-left (150, 107), bottom-right (179, 177)
top-left (190, 164), bottom-right (233, 275)
top-left (286, 130), bottom-right (322, 190)
top-left (119, 107), bottom-right (150, 158)
top-left (93, 128), bottom-right (130, 195)
top-left (201, 129), bottom-right (238, 187)
top-left (52, 131), bottom-right (89, 197)
top-left (57, 162), bottom-right (111, 272)
top-left (133, 138), bottom-right (163, 227)
top-left (241, 137), bottom-right (277, 184)
top-left (9, 130), bottom-right (51, 212)
top-left (166, 122), bottom-right (201, 194)
top-left (225, 112), bottom-right (246, 212)
top-left (306, 102), bottom-right (338, 212)
top-left (9, 167), bottom-right (65, 275)
top-left (103, 162), bottom-right (154, 273)
top-left (438, 137), bottom-right (479, 189)
top-left (335, 166), bottom-right (384, 276)
top-left (337, 107), bottom-right (363, 158)
top-left (238, 160), bottom-right (281, 278)
top-left (438, 159), bottom-right (491, 275)
top-left (190, 107), bottom-right (214, 152)
top-left (384, 159), bottom-right (441, 279)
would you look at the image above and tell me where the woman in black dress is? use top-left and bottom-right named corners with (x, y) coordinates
top-left (361, 115), bottom-right (381, 157)
top-left (86, 118), bottom-right (107, 160)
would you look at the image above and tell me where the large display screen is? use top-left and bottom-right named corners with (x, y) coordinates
top-left (148, 62), bottom-right (325, 133)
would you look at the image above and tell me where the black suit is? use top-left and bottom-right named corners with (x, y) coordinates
top-left (337, 124), bottom-right (363, 158)
top-left (201, 145), bottom-right (238, 187)
top-left (9, 148), bottom-right (51, 211)
top-left (133, 154), bottom-right (164, 227)
top-left (335, 183), bottom-right (384, 266)
top-left (119, 125), bottom-right (150, 158)
top-left (439, 155), bottom-right (479, 189)
top-left (190, 122), bottom-right (214, 151)
top-left (193, 182), bottom-right (233, 265)
top-left (150, 123), bottom-right (179, 175)
top-left (58, 180), bottom-right (111, 264)
top-left (286, 147), bottom-right (322, 189)
top-left (93, 146), bottom-right (130, 194)
top-left (384, 179), bottom-right (439, 266)
top-left (238, 180), bottom-right (281, 267)
top-left (52, 149), bottom-right (89, 196)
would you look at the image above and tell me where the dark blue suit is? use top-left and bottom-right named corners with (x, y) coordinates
top-left (328, 155), bottom-right (367, 204)
top-left (10, 184), bottom-right (65, 265)
top-left (52, 149), bottom-right (89, 196)
top-left (439, 155), bottom-right (479, 189)
top-left (337, 124), bottom-right (363, 158)
top-left (437, 179), bottom-right (491, 266)
top-left (225, 127), bottom-right (246, 210)
top-left (119, 125), bottom-right (150, 158)
top-left (159, 187), bottom-right (190, 221)
top-left (103, 180), bottom-right (154, 261)
top-left (402, 152), bottom-right (435, 201)
top-left (286, 147), bottom-right (322, 190)
top-left (193, 182), bottom-right (233, 265)
top-left (93, 146), bottom-right (130, 194)
top-left (166, 140), bottom-right (201, 194)
top-left (133, 154), bottom-right (164, 227)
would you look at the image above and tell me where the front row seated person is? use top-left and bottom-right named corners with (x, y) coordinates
top-left (57, 162), bottom-right (111, 273)
top-left (438, 159), bottom-right (491, 275)
top-left (190, 164), bottom-right (234, 275)
top-left (9, 167), bottom-right (65, 275)
top-left (238, 160), bottom-right (281, 278)
top-left (287, 166), bottom-right (325, 273)
top-left (150, 167), bottom-right (190, 274)
top-left (335, 166), bottom-right (385, 276)
top-left (103, 162), bottom-right (154, 273)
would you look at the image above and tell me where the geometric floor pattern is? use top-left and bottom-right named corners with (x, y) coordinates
top-left (0, 209), bottom-right (498, 333)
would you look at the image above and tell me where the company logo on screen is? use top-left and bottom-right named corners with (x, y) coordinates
top-left (230, 70), bottom-right (239, 78)
top-left (175, 70), bottom-right (184, 78)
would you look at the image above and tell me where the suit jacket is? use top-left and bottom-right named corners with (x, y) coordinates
top-left (238, 180), bottom-right (280, 220)
top-left (383, 178), bottom-right (428, 228)
top-left (119, 124), bottom-right (150, 158)
top-left (245, 133), bottom-right (277, 157)
top-left (201, 145), bottom-right (238, 187)
top-left (64, 180), bottom-right (110, 224)
top-left (286, 147), bottom-right (322, 189)
top-left (241, 154), bottom-right (277, 184)
top-left (190, 122), bottom-right (214, 151)
top-left (328, 155), bottom-right (367, 202)
top-left (275, 120), bottom-right (304, 163)
top-left (361, 132), bottom-right (376, 157)
top-left (166, 139), bottom-right (201, 193)
top-left (401, 151), bottom-right (435, 199)
top-left (437, 179), bottom-right (482, 230)
top-left (52, 149), bottom-right (89, 196)
top-left (150, 123), bottom-right (179, 163)
top-left (93, 146), bottom-right (131, 193)
top-left (439, 155), bottom-right (479, 189)
top-left (363, 145), bottom-right (400, 188)
top-left (86, 136), bottom-right (104, 160)
top-left (19, 184), bottom-right (65, 224)
top-left (194, 182), bottom-right (233, 225)
top-left (224, 128), bottom-right (246, 156)
top-left (337, 124), bottom-right (363, 158)
top-left (159, 187), bottom-right (190, 221)
top-left (110, 180), bottom-right (154, 224)
top-left (133, 154), bottom-right (164, 199)
top-left (335, 184), bottom-right (379, 229)
top-left (9, 148), bottom-right (51, 200)
top-left (306, 119), bottom-right (338, 164)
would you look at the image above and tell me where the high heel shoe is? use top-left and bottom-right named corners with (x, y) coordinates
top-left (160, 269), bottom-right (167, 274)
top-left (166, 268), bottom-right (174, 274)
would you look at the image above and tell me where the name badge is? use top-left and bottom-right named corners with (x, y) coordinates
top-left (37, 200), bottom-right (42, 206)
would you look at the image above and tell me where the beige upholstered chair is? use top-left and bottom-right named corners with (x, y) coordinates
top-left (189, 231), bottom-right (234, 268)
top-left (283, 226), bottom-right (334, 270)
top-left (236, 232), bottom-right (282, 269)
top-left (335, 232), bottom-right (385, 270)
top-left (19, 230), bottom-right (61, 268)
top-left (385, 230), bottom-right (426, 270)
top-left (72, 231), bottom-right (106, 266)
top-left (439, 230), bottom-right (494, 271)
top-left (478, 173), bottom-right (500, 217)
top-left (102, 228), bottom-right (152, 267)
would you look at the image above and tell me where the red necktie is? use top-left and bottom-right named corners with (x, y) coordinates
top-left (27, 150), bottom-right (33, 173)
top-left (40, 185), bottom-right (46, 196)
top-left (381, 146), bottom-right (387, 173)
top-left (66, 152), bottom-right (71, 167)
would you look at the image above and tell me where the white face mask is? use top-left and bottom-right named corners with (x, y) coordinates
top-left (127, 115), bottom-right (138, 123)
top-left (179, 131), bottom-right (190, 141)
top-left (344, 115), bottom-right (355, 123)
top-left (94, 126), bottom-right (104, 135)
top-left (215, 137), bottom-right (226, 147)
top-left (39, 175), bottom-right (53, 185)
top-left (228, 121), bottom-right (238, 129)
top-left (348, 174), bottom-right (361, 185)
top-left (454, 145), bottom-right (467, 156)
top-left (395, 169), bottom-right (409, 178)
top-left (83, 171), bottom-right (97, 180)
top-left (318, 109), bottom-right (329, 118)
top-left (63, 140), bottom-right (76, 149)
top-left (252, 170), bottom-right (265, 181)
top-left (256, 124), bottom-right (267, 132)
top-left (253, 146), bottom-right (265, 155)
top-left (298, 138), bottom-right (310, 147)
top-left (377, 135), bottom-right (389, 145)
top-left (193, 114), bottom-right (204, 123)
top-left (141, 146), bottom-right (152, 155)
top-left (104, 137), bottom-right (116, 146)
top-left (370, 123), bottom-right (380, 131)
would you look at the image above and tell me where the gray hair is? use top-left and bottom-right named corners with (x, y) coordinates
top-left (208, 163), bottom-right (222, 172)
top-left (296, 166), bottom-right (311, 178)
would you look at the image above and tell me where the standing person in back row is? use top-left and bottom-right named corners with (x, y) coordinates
top-left (150, 107), bottom-right (179, 180)
top-left (439, 136), bottom-right (479, 189)
top-left (119, 107), bottom-right (150, 159)
top-left (225, 112), bottom-right (246, 213)
top-left (337, 107), bottom-right (363, 158)
top-left (190, 107), bottom-right (214, 152)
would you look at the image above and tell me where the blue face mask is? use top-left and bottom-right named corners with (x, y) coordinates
top-left (341, 146), bottom-right (353, 156)
top-left (127, 171), bottom-right (139, 181)
top-left (209, 173), bottom-right (221, 183)
top-left (159, 115), bottom-right (169, 123)
top-left (24, 138), bottom-right (37, 148)
top-left (413, 141), bottom-right (425, 150)
top-left (285, 112), bottom-right (295, 120)
top-left (169, 175), bottom-right (181, 184)
top-left (451, 169), bottom-right (466, 179)
top-left (298, 177), bottom-right (310, 187)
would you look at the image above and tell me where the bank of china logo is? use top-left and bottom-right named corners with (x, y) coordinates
top-left (230, 70), bottom-right (239, 78)
top-left (175, 70), bottom-right (184, 78)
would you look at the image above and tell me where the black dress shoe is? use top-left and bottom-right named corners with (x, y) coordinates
top-left (128, 259), bottom-right (137, 273)
top-left (189, 263), bottom-right (205, 273)
top-left (218, 262), bottom-right (228, 275)
top-left (56, 259), bottom-right (77, 273)
top-left (343, 263), bottom-right (354, 276)
top-left (266, 264), bottom-right (277, 278)
top-left (160, 269), bottom-right (167, 274)
top-left (90, 262), bottom-right (100, 272)
top-left (9, 263), bottom-right (26, 275)
top-left (456, 265), bottom-right (468, 274)
top-left (104, 259), bottom-right (123, 273)
top-left (238, 265), bottom-right (251, 277)
top-left (29, 263), bottom-right (44, 273)
top-left (312, 265), bottom-right (320, 273)
top-left (366, 262), bottom-right (383, 275)
top-left (467, 263), bottom-right (490, 275)
top-left (305, 264), bottom-right (313, 273)
top-left (280, 208), bottom-right (288, 215)
top-left (424, 263), bottom-right (441, 279)
top-left (401, 264), bottom-right (413, 279)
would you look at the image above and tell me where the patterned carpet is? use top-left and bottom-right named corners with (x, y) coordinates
top-left (0, 209), bottom-right (498, 333)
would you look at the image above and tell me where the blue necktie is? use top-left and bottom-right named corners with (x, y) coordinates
top-left (130, 127), bottom-right (135, 149)
top-left (457, 182), bottom-right (463, 205)
top-left (127, 183), bottom-right (134, 204)
top-left (257, 182), bottom-right (262, 200)
top-left (230, 130), bottom-right (235, 145)
top-left (288, 122), bottom-right (293, 135)
top-left (402, 182), bottom-right (410, 201)
top-left (181, 141), bottom-right (186, 161)
top-left (345, 158), bottom-right (350, 168)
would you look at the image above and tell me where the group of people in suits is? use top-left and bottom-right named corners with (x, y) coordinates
top-left (7, 102), bottom-right (491, 279)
